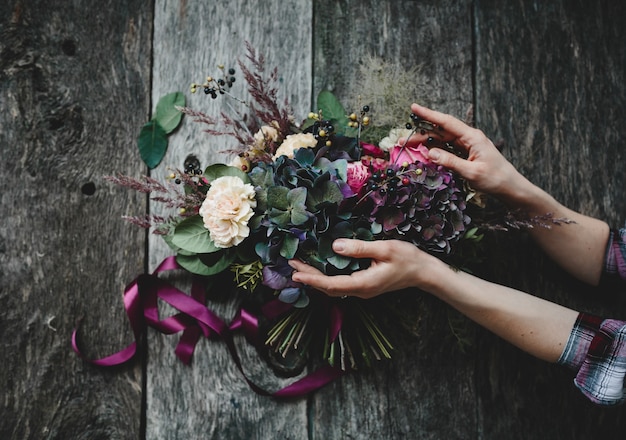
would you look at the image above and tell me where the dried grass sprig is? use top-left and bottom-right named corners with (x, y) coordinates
top-left (240, 41), bottom-right (293, 136)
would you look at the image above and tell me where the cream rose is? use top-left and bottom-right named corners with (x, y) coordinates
top-left (378, 127), bottom-right (413, 151)
top-left (273, 133), bottom-right (317, 159)
top-left (199, 175), bottom-right (257, 248)
top-left (253, 124), bottom-right (280, 146)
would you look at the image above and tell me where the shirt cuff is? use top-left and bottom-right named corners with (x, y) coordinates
top-left (603, 227), bottom-right (626, 281)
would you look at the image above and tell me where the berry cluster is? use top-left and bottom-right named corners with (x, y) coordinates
top-left (190, 65), bottom-right (236, 99)
top-left (307, 112), bottom-right (336, 147)
top-left (367, 165), bottom-right (420, 196)
top-left (348, 105), bottom-right (371, 129)
top-left (405, 113), bottom-right (459, 153)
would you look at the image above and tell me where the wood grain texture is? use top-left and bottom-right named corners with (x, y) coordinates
top-left (0, 0), bottom-right (151, 439)
top-left (475, 0), bottom-right (626, 438)
top-left (147, 1), bottom-right (313, 438)
top-left (311, 1), bottom-right (477, 439)
top-left (3, 0), bottom-right (626, 438)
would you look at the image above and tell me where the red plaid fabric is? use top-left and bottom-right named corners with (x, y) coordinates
top-left (557, 228), bottom-right (626, 405)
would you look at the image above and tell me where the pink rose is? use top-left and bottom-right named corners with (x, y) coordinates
top-left (361, 156), bottom-right (388, 172)
top-left (360, 142), bottom-right (385, 158)
top-left (346, 161), bottom-right (371, 194)
top-left (389, 142), bottom-right (431, 166)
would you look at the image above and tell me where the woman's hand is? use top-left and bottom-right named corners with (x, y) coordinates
top-left (289, 239), bottom-right (444, 299)
top-left (408, 104), bottom-right (609, 285)
top-left (406, 104), bottom-right (531, 204)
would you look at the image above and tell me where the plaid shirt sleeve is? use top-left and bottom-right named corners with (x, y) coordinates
top-left (604, 227), bottom-right (626, 281)
top-left (557, 228), bottom-right (626, 405)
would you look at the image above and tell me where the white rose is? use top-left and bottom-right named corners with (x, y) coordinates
top-left (253, 125), bottom-right (280, 146)
top-left (273, 133), bottom-right (317, 159)
top-left (378, 127), bottom-right (413, 151)
top-left (199, 175), bottom-right (257, 248)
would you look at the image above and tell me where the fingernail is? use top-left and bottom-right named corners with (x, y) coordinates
top-left (333, 239), bottom-right (346, 253)
top-left (428, 149), bottom-right (440, 161)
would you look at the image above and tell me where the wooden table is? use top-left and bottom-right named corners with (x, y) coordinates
top-left (2, 1), bottom-right (626, 438)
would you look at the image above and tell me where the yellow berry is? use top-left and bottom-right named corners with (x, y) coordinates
top-left (362, 116), bottom-right (370, 126)
top-left (217, 64), bottom-right (224, 69)
top-left (308, 112), bottom-right (316, 119)
top-left (206, 76), bottom-right (213, 83)
top-left (401, 162), bottom-right (409, 168)
top-left (318, 129), bottom-right (326, 137)
top-left (179, 208), bottom-right (186, 214)
top-left (415, 168), bottom-right (423, 175)
top-left (169, 173), bottom-right (176, 179)
top-left (326, 140), bottom-right (332, 147)
top-left (349, 113), bottom-right (357, 121)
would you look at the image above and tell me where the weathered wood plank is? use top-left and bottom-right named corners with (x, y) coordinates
top-left (147, 1), bottom-right (313, 438)
top-left (475, 0), bottom-right (626, 438)
top-left (311, 1), bottom-right (477, 439)
top-left (0, 0), bottom-right (151, 438)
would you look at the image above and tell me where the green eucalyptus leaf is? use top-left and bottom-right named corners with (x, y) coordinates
top-left (317, 90), bottom-right (348, 129)
top-left (154, 92), bottom-right (185, 133)
top-left (198, 250), bottom-right (237, 275)
top-left (204, 164), bottom-right (250, 184)
top-left (171, 215), bottom-right (221, 254)
top-left (138, 120), bottom-right (168, 169)
top-left (161, 232), bottom-right (194, 256)
top-left (176, 254), bottom-right (215, 276)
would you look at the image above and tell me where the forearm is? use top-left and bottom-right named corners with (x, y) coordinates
top-left (423, 262), bottom-right (579, 362)
top-left (500, 176), bottom-right (610, 285)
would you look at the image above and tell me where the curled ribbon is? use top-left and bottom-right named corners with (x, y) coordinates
top-left (72, 256), bottom-right (344, 398)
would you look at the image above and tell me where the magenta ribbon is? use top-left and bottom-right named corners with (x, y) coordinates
top-left (72, 256), bottom-right (344, 398)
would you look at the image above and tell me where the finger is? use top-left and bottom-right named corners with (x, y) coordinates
top-left (410, 103), bottom-right (471, 148)
top-left (292, 270), bottom-right (372, 298)
top-left (428, 148), bottom-right (474, 176)
top-left (288, 259), bottom-right (322, 275)
top-left (332, 239), bottom-right (392, 260)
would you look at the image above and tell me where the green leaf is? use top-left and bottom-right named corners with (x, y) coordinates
top-left (154, 92), bottom-right (185, 134)
top-left (280, 234), bottom-right (299, 259)
top-left (198, 250), bottom-right (237, 275)
top-left (316, 90), bottom-right (349, 133)
top-left (204, 164), bottom-right (251, 184)
top-left (176, 254), bottom-right (215, 276)
top-left (267, 186), bottom-right (289, 209)
top-left (138, 120), bottom-right (168, 169)
top-left (171, 215), bottom-right (221, 254)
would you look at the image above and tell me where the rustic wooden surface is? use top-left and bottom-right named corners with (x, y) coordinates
top-left (2, 0), bottom-right (626, 439)
top-left (147, 1), bottom-right (313, 439)
top-left (474, 1), bottom-right (626, 438)
top-left (0, 0), bottom-right (151, 439)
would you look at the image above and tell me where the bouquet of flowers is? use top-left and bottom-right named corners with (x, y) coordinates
top-left (110, 45), bottom-right (489, 374)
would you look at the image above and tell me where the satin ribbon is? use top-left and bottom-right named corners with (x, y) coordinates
top-left (72, 256), bottom-right (344, 398)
